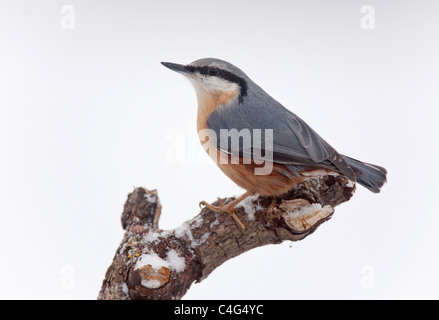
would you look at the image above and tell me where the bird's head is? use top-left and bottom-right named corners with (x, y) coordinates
top-left (161, 58), bottom-right (249, 104)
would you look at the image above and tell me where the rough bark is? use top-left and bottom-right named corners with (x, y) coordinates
top-left (98, 175), bottom-right (355, 300)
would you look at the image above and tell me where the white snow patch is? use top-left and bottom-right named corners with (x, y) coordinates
top-left (193, 215), bottom-right (204, 228)
top-left (134, 250), bottom-right (186, 288)
top-left (237, 194), bottom-right (261, 221)
top-left (134, 253), bottom-right (169, 271)
top-left (166, 249), bottom-right (186, 272)
top-left (142, 279), bottom-right (162, 289)
top-left (301, 170), bottom-right (340, 177)
top-left (345, 180), bottom-right (355, 188)
top-left (121, 282), bottom-right (129, 296)
top-left (174, 222), bottom-right (194, 242)
top-left (174, 220), bottom-right (210, 248)
top-left (144, 193), bottom-right (157, 202)
top-left (210, 217), bottom-right (220, 228)
top-left (142, 231), bottom-right (161, 243)
top-left (118, 242), bottom-right (128, 255)
top-left (135, 250), bottom-right (186, 273)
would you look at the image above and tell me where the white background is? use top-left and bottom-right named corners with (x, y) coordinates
top-left (1, 0), bottom-right (438, 299)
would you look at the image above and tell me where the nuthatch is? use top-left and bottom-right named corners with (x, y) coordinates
top-left (162, 58), bottom-right (387, 229)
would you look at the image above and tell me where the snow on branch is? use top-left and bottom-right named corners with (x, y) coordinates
top-left (98, 175), bottom-right (354, 300)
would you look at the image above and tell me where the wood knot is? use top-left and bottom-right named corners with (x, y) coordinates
top-left (137, 264), bottom-right (170, 289)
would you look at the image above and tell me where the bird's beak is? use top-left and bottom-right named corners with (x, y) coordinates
top-left (161, 62), bottom-right (192, 75)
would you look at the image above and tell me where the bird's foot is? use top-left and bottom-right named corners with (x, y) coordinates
top-left (266, 197), bottom-right (277, 213)
top-left (199, 197), bottom-right (226, 214)
top-left (199, 194), bottom-right (250, 230)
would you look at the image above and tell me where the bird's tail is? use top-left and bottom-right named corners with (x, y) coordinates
top-left (342, 155), bottom-right (387, 193)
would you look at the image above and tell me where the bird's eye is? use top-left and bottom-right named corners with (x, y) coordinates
top-left (208, 68), bottom-right (219, 76)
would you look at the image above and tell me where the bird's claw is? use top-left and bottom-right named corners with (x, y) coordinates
top-left (198, 198), bottom-right (245, 230)
top-left (199, 201), bottom-right (208, 209)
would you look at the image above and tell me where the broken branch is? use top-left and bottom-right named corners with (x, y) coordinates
top-left (98, 175), bottom-right (354, 300)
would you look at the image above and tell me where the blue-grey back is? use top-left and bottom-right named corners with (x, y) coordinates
top-left (206, 78), bottom-right (356, 180)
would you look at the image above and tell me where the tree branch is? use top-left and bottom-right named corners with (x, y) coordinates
top-left (98, 175), bottom-right (355, 300)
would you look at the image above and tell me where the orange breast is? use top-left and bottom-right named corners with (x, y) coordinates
top-left (200, 136), bottom-right (304, 196)
top-left (196, 87), bottom-right (238, 133)
top-left (217, 158), bottom-right (304, 196)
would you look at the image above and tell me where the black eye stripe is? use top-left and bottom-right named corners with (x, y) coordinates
top-left (189, 66), bottom-right (248, 103)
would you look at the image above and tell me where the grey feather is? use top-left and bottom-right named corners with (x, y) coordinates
top-left (205, 66), bottom-right (356, 181)
top-left (342, 156), bottom-right (387, 193)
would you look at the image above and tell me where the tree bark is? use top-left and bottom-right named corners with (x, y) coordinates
top-left (98, 175), bottom-right (355, 300)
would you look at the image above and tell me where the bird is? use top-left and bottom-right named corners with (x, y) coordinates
top-left (162, 58), bottom-right (387, 229)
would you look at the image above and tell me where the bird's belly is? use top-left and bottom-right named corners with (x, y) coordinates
top-left (217, 160), bottom-right (303, 196)
top-left (200, 138), bottom-right (304, 196)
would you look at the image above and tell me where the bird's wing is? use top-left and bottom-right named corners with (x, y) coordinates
top-left (206, 90), bottom-right (356, 180)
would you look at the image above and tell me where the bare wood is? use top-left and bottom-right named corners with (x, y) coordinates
top-left (98, 175), bottom-right (355, 300)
